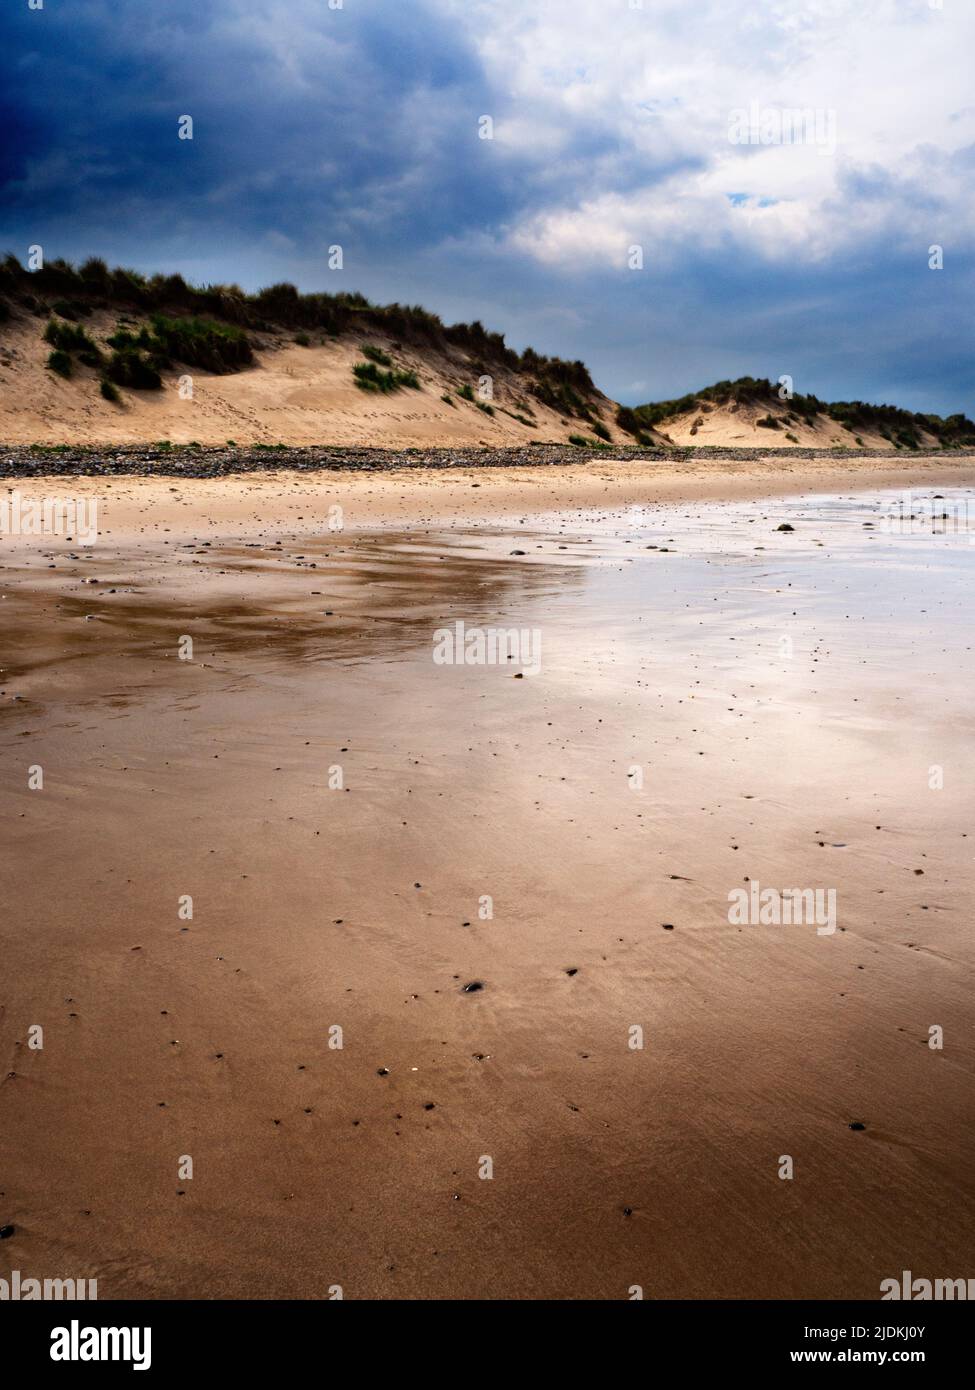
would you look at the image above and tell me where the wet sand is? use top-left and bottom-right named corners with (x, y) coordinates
top-left (2, 457), bottom-right (974, 1299)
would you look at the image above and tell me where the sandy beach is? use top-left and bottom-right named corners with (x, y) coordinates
top-left (2, 454), bottom-right (974, 1300)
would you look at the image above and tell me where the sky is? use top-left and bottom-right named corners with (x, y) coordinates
top-left (2, 0), bottom-right (973, 413)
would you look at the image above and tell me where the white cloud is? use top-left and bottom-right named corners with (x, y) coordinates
top-left (438, 0), bottom-right (975, 268)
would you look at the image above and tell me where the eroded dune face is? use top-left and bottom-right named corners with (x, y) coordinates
top-left (0, 310), bottom-right (639, 450)
top-left (655, 399), bottom-right (924, 452)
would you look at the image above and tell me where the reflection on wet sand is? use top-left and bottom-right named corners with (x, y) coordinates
top-left (1, 532), bottom-right (588, 701)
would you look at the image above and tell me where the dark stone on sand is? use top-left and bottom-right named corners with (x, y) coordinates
top-left (776, 523), bottom-right (795, 532)
top-left (462, 981), bottom-right (484, 993)
top-left (849, 1121), bottom-right (866, 1131)
top-left (0, 1224), bottom-right (14, 1239)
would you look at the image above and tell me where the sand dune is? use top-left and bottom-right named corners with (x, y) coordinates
top-left (0, 308), bottom-right (640, 450)
top-left (656, 397), bottom-right (910, 450)
top-left (4, 262), bottom-right (969, 459)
